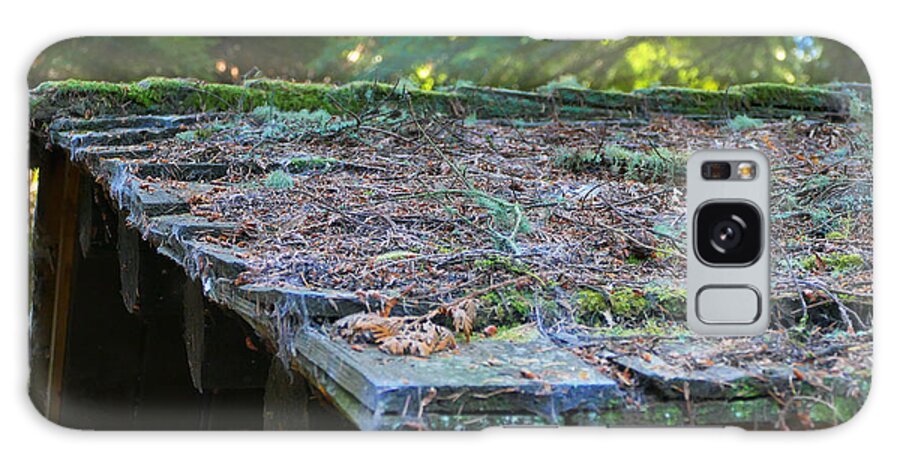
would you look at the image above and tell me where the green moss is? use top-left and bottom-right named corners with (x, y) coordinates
top-left (264, 170), bottom-right (294, 189)
top-left (536, 75), bottom-right (589, 94)
top-left (479, 287), bottom-right (558, 327)
top-left (728, 114), bottom-right (764, 131)
top-left (175, 126), bottom-right (214, 142)
top-left (574, 288), bottom-right (647, 321)
top-left (636, 86), bottom-right (727, 114)
top-left (30, 78), bottom-right (854, 126)
top-left (474, 255), bottom-right (532, 275)
top-left (373, 250), bottom-right (417, 263)
top-left (490, 324), bottom-right (540, 343)
top-left (554, 144), bottom-right (686, 182)
top-left (798, 252), bottom-right (866, 274)
top-left (646, 403), bottom-right (684, 426)
top-left (249, 106), bottom-right (353, 141)
top-left (643, 286), bottom-right (687, 317)
top-left (609, 289), bottom-right (648, 316)
top-left (573, 285), bottom-right (687, 327)
top-left (731, 83), bottom-right (840, 111)
top-left (574, 289), bottom-right (608, 326)
top-left (553, 147), bottom-right (603, 172)
top-left (290, 156), bottom-right (339, 171)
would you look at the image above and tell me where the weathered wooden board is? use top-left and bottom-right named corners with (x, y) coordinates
top-left (183, 277), bottom-right (271, 392)
top-left (263, 358), bottom-right (311, 430)
top-left (290, 329), bottom-right (621, 429)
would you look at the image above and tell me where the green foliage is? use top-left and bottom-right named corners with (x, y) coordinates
top-left (575, 288), bottom-right (646, 323)
top-left (474, 255), bottom-right (530, 274)
top-left (373, 250), bottom-right (417, 263)
top-left (480, 289), bottom-right (535, 326)
top-left (847, 91), bottom-right (873, 124)
top-left (475, 194), bottom-right (531, 235)
top-left (490, 324), bottom-right (540, 343)
top-left (728, 114), bottom-right (764, 131)
top-left (31, 76), bottom-right (855, 128)
top-left (30, 37), bottom-right (869, 92)
top-left (175, 124), bottom-right (223, 142)
top-left (264, 170), bottom-right (294, 189)
top-left (537, 75), bottom-right (589, 94)
top-left (553, 147), bottom-right (603, 173)
top-left (289, 156), bottom-right (339, 172)
top-left (798, 253), bottom-right (865, 274)
top-left (251, 106), bottom-right (352, 141)
top-left (608, 289), bottom-right (648, 317)
top-left (574, 285), bottom-right (686, 326)
top-left (435, 189), bottom-right (532, 253)
top-left (643, 286), bottom-right (687, 317)
top-left (555, 145), bottom-right (686, 183)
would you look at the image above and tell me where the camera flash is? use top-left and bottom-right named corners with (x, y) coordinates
top-left (737, 162), bottom-right (756, 180)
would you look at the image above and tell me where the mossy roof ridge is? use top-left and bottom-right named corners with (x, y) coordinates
top-left (30, 77), bottom-right (857, 124)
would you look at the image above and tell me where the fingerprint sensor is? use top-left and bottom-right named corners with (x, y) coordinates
top-left (696, 286), bottom-right (761, 324)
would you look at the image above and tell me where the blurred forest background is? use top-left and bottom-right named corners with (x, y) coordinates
top-left (28, 36), bottom-right (867, 91)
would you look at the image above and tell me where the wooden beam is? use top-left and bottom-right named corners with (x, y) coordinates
top-left (183, 277), bottom-right (271, 393)
top-left (117, 213), bottom-right (141, 314)
top-left (263, 358), bottom-right (310, 430)
top-left (46, 156), bottom-right (82, 423)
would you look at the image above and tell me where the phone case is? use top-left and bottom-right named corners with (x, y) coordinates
top-left (28, 36), bottom-right (872, 430)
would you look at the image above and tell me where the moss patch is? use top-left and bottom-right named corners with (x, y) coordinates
top-left (574, 285), bottom-right (686, 326)
top-left (554, 144), bottom-right (686, 182)
top-left (489, 323), bottom-right (540, 343)
top-left (31, 78), bottom-right (854, 125)
top-left (727, 114), bottom-right (764, 131)
top-left (799, 252), bottom-right (866, 274)
top-left (264, 170), bottom-right (294, 189)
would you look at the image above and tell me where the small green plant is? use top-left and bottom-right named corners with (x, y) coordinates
top-left (554, 145), bottom-right (685, 182)
top-left (264, 170), bottom-right (294, 189)
top-left (606, 145), bottom-right (686, 182)
top-left (574, 288), bottom-right (647, 325)
top-left (176, 127), bottom-right (214, 142)
top-left (553, 147), bottom-right (603, 173)
top-left (608, 289), bottom-right (647, 317)
top-left (475, 194), bottom-right (531, 235)
top-left (846, 91), bottom-right (873, 125)
top-left (643, 286), bottom-right (687, 318)
top-left (537, 75), bottom-right (589, 94)
top-left (574, 285), bottom-right (685, 326)
top-left (798, 252), bottom-right (865, 274)
top-left (490, 324), bottom-right (540, 343)
top-left (728, 115), bottom-right (764, 131)
top-left (480, 289), bottom-right (534, 326)
top-left (373, 250), bottom-right (418, 263)
top-left (175, 121), bottom-right (237, 142)
top-left (290, 156), bottom-right (339, 172)
top-left (251, 106), bottom-right (353, 141)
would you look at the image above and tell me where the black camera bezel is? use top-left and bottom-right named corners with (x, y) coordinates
top-left (693, 200), bottom-right (763, 266)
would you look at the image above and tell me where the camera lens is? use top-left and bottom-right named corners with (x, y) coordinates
top-left (710, 218), bottom-right (743, 251)
top-left (695, 202), bottom-right (762, 265)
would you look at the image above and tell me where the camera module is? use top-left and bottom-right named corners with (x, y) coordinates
top-left (694, 202), bottom-right (762, 265)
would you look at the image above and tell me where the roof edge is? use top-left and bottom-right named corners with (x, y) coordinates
top-left (29, 77), bottom-right (863, 125)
